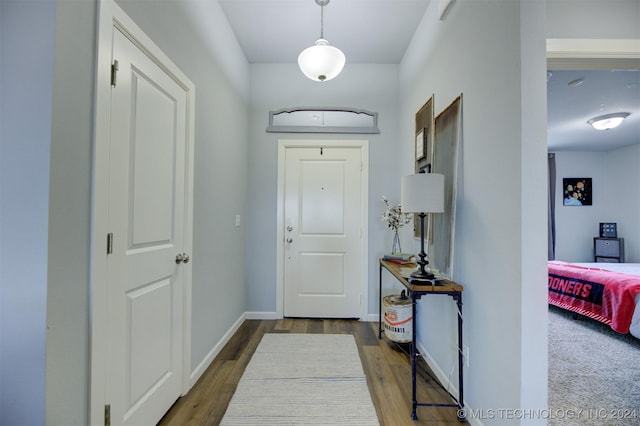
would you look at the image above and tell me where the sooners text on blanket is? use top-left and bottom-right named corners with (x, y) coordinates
top-left (548, 261), bottom-right (640, 334)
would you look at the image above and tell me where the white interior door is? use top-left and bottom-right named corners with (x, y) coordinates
top-left (283, 146), bottom-right (363, 318)
top-left (104, 27), bottom-right (189, 425)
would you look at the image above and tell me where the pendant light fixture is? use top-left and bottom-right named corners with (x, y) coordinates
top-left (298, 0), bottom-right (345, 82)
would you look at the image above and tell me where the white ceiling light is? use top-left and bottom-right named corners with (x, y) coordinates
top-left (298, 0), bottom-right (345, 82)
top-left (587, 112), bottom-right (630, 130)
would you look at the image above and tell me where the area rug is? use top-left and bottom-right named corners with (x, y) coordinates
top-left (548, 306), bottom-right (640, 426)
top-left (220, 333), bottom-right (379, 425)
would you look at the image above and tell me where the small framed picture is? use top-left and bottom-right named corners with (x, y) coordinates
top-left (599, 222), bottom-right (617, 238)
top-left (415, 129), bottom-right (426, 160)
top-left (563, 177), bottom-right (592, 206)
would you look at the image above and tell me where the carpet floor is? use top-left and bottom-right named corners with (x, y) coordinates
top-left (220, 333), bottom-right (380, 425)
top-left (548, 306), bottom-right (640, 425)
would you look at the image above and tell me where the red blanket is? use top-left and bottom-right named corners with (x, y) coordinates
top-left (548, 261), bottom-right (640, 334)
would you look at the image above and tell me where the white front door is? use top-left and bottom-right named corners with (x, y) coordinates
top-left (283, 146), bottom-right (364, 318)
top-left (103, 25), bottom-right (191, 425)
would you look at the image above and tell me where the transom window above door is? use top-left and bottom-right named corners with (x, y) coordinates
top-left (266, 107), bottom-right (380, 134)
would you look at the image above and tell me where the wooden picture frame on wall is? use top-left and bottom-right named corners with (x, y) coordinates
top-left (431, 94), bottom-right (462, 278)
top-left (415, 129), bottom-right (426, 160)
top-left (414, 96), bottom-right (434, 238)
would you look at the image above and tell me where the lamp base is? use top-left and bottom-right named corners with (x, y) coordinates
top-left (409, 270), bottom-right (435, 281)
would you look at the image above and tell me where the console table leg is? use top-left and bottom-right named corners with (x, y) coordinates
top-left (379, 260), bottom-right (465, 422)
top-left (457, 295), bottom-right (464, 416)
top-left (411, 292), bottom-right (418, 420)
top-left (378, 263), bottom-right (383, 339)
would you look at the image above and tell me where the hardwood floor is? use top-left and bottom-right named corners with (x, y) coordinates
top-left (158, 319), bottom-right (467, 425)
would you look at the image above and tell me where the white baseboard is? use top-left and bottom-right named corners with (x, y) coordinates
top-left (416, 341), bottom-right (481, 426)
top-left (416, 340), bottom-right (459, 398)
top-left (189, 312), bottom-right (246, 386)
top-left (245, 311), bottom-right (279, 320)
top-left (246, 312), bottom-right (379, 321)
top-left (365, 314), bottom-right (380, 322)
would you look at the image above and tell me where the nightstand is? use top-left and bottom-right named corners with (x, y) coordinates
top-left (594, 237), bottom-right (624, 263)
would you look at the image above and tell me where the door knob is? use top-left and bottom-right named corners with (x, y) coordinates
top-left (286, 238), bottom-right (293, 243)
top-left (287, 226), bottom-right (293, 232)
top-left (182, 253), bottom-right (190, 264)
top-left (175, 253), bottom-right (184, 264)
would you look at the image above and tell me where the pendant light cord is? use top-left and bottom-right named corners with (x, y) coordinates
top-left (320, 3), bottom-right (324, 39)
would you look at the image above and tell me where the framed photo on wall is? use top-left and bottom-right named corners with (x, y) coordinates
top-left (599, 222), bottom-right (617, 238)
top-left (415, 129), bottom-right (426, 160)
top-left (414, 97), bottom-right (434, 238)
top-left (563, 177), bottom-right (592, 206)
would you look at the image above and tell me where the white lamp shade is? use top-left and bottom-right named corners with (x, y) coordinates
top-left (401, 173), bottom-right (445, 213)
top-left (298, 38), bottom-right (345, 82)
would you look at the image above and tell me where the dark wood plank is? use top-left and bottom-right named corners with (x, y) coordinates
top-left (273, 317), bottom-right (293, 331)
top-left (305, 318), bottom-right (324, 333)
top-left (323, 318), bottom-right (348, 334)
top-left (356, 321), bottom-right (382, 347)
top-left (215, 320), bottom-right (260, 361)
top-left (158, 319), bottom-right (468, 426)
top-left (290, 318), bottom-right (308, 333)
top-left (361, 345), bottom-right (415, 426)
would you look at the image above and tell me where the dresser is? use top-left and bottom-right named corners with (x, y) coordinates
top-left (594, 237), bottom-right (624, 263)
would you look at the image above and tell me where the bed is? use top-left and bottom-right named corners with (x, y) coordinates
top-left (548, 261), bottom-right (640, 338)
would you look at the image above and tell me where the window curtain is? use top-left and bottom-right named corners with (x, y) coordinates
top-left (548, 153), bottom-right (556, 260)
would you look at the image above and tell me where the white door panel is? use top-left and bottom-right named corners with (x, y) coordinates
top-left (284, 147), bottom-right (362, 318)
top-left (105, 27), bottom-right (186, 425)
top-left (299, 253), bottom-right (345, 294)
top-left (129, 73), bottom-right (176, 246)
top-left (127, 279), bottom-right (172, 404)
top-left (300, 161), bottom-right (345, 234)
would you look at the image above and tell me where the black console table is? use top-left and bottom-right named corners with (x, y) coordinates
top-left (378, 259), bottom-right (465, 421)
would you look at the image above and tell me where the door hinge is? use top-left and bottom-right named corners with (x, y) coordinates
top-left (111, 60), bottom-right (119, 87)
top-left (104, 404), bottom-right (111, 426)
top-left (107, 233), bottom-right (113, 255)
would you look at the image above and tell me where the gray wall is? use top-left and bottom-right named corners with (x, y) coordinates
top-left (0, 2), bottom-right (55, 425)
top-left (554, 145), bottom-right (640, 262)
top-left (605, 145), bottom-right (640, 262)
top-left (546, 0), bottom-right (640, 266)
top-left (45, 1), bottom-right (97, 423)
top-left (2, 0), bottom-right (638, 424)
top-left (399, 1), bottom-right (548, 421)
top-left (546, 0), bottom-right (640, 39)
top-left (44, 0), bottom-right (251, 424)
top-left (246, 64), bottom-right (401, 316)
top-left (114, 0), bottom-right (250, 380)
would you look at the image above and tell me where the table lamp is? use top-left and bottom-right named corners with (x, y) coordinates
top-left (401, 172), bottom-right (445, 280)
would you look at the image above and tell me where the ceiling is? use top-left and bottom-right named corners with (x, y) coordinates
top-left (547, 68), bottom-right (640, 152)
top-left (218, 0), bottom-right (429, 64)
top-left (218, 0), bottom-right (640, 152)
